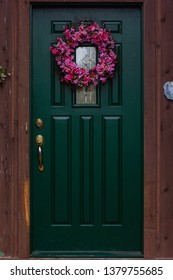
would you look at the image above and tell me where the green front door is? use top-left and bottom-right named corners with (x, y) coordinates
top-left (31, 4), bottom-right (143, 258)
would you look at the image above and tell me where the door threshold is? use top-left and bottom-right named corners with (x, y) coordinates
top-left (31, 250), bottom-right (144, 258)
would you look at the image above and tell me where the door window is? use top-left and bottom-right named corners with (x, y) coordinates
top-left (75, 46), bottom-right (97, 105)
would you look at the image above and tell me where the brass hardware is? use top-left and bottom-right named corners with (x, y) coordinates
top-left (36, 118), bottom-right (44, 129)
top-left (35, 135), bottom-right (44, 172)
top-left (38, 146), bottom-right (44, 172)
top-left (35, 135), bottom-right (44, 146)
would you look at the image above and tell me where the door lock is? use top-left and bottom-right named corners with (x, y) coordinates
top-left (35, 118), bottom-right (44, 129)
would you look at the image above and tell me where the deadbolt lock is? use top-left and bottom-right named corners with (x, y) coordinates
top-left (36, 118), bottom-right (44, 129)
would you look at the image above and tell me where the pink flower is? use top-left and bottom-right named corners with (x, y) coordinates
top-left (50, 22), bottom-right (116, 87)
top-left (64, 74), bottom-right (73, 82)
top-left (100, 77), bottom-right (107, 83)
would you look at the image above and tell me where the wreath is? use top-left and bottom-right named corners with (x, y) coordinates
top-left (50, 22), bottom-right (117, 87)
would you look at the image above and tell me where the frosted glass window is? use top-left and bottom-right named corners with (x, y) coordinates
top-left (76, 46), bottom-right (96, 70)
top-left (76, 84), bottom-right (96, 104)
top-left (75, 46), bottom-right (97, 105)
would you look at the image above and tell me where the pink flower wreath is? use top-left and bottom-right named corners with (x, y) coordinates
top-left (50, 22), bottom-right (117, 87)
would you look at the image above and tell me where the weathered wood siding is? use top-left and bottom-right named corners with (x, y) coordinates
top-left (159, 0), bottom-right (173, 258)
top-left (0, 0), bottom-right (15, 257)
top-left (0, 0), bottom-right (173, 258)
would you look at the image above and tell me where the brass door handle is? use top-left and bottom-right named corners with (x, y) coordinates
top-left (35, 135), bottom-right (44, 172)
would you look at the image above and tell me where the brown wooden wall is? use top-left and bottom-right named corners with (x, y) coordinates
top-left (0, 0), bottom-right (173, 259)
top-left (0, 0), bottom-right (15, 257)
top-left (159, 0), bottom-right (173, 258)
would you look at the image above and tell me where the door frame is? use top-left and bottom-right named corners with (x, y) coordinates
top-left (12, 0), bottom-right (160, 258)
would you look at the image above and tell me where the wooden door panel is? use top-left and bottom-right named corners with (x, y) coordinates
top-left (53, 116), bottom-right (71, 225)
top-left (31, 4), bottom-right (143, 258)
